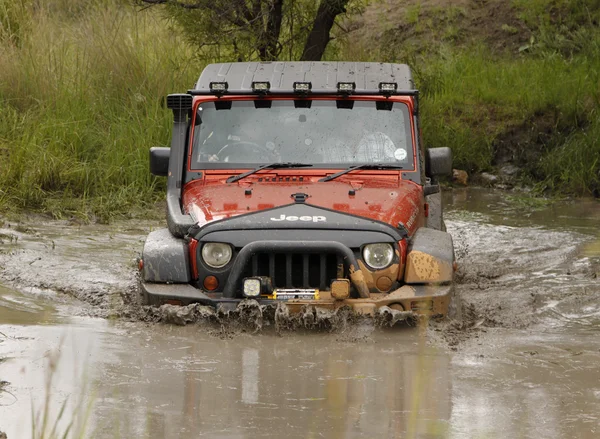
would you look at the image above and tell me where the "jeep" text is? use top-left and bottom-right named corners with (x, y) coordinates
top-left (270, 215), bottom-right (326, 222)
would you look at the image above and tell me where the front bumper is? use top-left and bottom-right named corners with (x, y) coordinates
top-left (141, 281), bottom-right (453, 316)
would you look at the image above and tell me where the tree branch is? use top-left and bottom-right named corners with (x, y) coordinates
top-left (301, 0), bottom-right (350, 61)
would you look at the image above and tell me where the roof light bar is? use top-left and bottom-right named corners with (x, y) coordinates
top-left (337, 82), bottom-right (356, 94)
top-left (252, 81), bottom-right (270, 93)
top-left (209, 81), bottom-right (228, 94)
top-left (293, 81), bottom-right (312, 93)
top-left (379, 82), bottom-right (397, 94)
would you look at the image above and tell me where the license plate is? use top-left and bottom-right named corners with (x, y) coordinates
top-left (271, 289), bottom-right (320, 300)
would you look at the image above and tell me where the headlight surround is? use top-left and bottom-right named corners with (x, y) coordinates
top-left (363, 243), bottom-right (394, 270)
top-left (201, 242), bottom-right (233, 268)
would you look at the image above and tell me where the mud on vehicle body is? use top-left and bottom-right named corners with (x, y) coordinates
top-left (141, 62), bottom-right (455, 316)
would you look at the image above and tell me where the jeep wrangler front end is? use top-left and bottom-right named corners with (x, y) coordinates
top-left (140, 62), bottom-right (455, 316)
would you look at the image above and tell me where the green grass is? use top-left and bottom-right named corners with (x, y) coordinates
top-left (0, 0), bottom-right (598, 221)
top-left (419, 42), bottom-right (600, 194)
top-left (335, 0), bottom-right (600, 195)
top-left (29, 342), bottom-right (94, 439)
top-left (0, 0), bottom-right (201, 221)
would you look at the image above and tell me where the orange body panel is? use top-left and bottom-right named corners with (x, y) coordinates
top-left (182, 177), bottom-right (425, 237)
top-left (182, 94), bottom-right (424, 236)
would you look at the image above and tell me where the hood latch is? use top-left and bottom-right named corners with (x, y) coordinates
top-left (291, 193), bottom-right (309, 203)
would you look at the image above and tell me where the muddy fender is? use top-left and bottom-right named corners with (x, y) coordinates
top-left (405, 228), bottom-right (454, 284)
top-left (425, 191), bottom-right (445, 231)
top-left (142, 229), bottom-right (191, 283)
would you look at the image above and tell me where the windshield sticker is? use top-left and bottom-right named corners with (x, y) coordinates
top-left (394, 148), bottom-right (407, 161)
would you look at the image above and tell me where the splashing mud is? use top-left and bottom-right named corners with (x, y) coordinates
top-left (128, 300), bottom-right (416, 340)
top-left (431, 189), bottom-right (600, 347)
top-left (0, 190), bottom-right (597, 339)
top-left (1, 189), bottom-right (599, 438)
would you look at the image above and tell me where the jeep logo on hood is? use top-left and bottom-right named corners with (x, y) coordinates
top-left (270, 214), bottom-right (326, 223)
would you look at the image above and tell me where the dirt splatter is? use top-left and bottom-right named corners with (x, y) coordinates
top-left (111, 299), bottom-right (418, 338)
top-left (374, 305), bottom-right (416, 327)
top-left (434, 209), bottom-right (600, 348)
top-left (145, 303), bottom-right (217, 326)
top-left (1, 191), bottom-right (599, 348)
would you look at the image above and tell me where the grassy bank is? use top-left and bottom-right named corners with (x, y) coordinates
top-left (0, 0), bottom-right (598, 221)
top-left (341, 0), bottom-right (600, 195)
top-left (0, 0), bottom-right (201, 221)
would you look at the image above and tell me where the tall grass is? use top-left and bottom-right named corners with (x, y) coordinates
top-left (0, 0), bottom-right (201, 221)
top-left (335, 0), bottom-right (600, 195)
top-left (29, 341), bottom-right (93, 439)
top-left (417, 46), bottom-right (599, 162)
top-left (1, 0), bottom-right (599, 221)
top-left (337, 41), bottom-right (600, 194)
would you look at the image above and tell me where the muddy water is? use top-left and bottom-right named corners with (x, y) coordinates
top-left (0, 189), bottom-right (599, 438)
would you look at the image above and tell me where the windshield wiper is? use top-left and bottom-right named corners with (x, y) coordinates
top-left (226, 162), bottom-right (313, 183)
top-left (318, 163), bottom-right (404, 182)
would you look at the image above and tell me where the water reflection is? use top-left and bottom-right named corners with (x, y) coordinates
top-left (1, 189), bottom-right (599, 438)
top-left (91, 327), bottom-right (451, 438)
top-left (0, 284), bottom-right (60, 325)
top-left (445, 187), bottom-right (600, 232)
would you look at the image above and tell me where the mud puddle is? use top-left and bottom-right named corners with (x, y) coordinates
top-left (1, 189), bottom-right (599, 438)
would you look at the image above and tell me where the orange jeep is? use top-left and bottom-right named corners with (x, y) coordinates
top-left (141, 62), bottom-right (455, 317)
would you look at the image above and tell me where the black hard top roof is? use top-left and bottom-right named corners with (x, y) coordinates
top-left (192, 62), bottom-right (415, 95)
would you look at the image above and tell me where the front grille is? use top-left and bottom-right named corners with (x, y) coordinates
top-left (241, 252), bottom-right (344, 290)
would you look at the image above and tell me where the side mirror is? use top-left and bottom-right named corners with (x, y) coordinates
top-left (150, 147), bottom-right (170, 177)
top-left (426, 147), bottom-right (452, 177)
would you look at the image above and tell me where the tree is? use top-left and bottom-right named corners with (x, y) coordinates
top-left (138, 0), bottom-right (360, 62)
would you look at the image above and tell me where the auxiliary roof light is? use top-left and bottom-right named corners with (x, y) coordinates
top-left (379, 82), bottom-right (397, 94)
top-left (252, 81), bottom-right (271, 93)
top-left (209, 81), bottom-right (228, 94)
top-left (293, 81), bottom-right (312, 93)
top-left (337, 82), bottom-right (356, 94)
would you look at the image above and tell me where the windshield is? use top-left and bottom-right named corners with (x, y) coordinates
top-left (190, 99), bottom-right (414, 169)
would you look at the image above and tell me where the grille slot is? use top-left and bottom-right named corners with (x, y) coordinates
top-left (242, 252), bottom-right (342, 290)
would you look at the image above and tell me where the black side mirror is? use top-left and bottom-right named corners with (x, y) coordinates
top-left (150, 147), bottom-right (170, 177)
top-left (426, 147), bottom-right (452, 177)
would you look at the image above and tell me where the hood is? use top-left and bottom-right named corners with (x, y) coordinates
top-left (182, 177), bottom-right (424, 236)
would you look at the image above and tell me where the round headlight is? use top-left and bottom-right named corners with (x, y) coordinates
top-left (201, 243), bottom-right (232, 268)
top-left (363, 243), bottom-right (394, 270)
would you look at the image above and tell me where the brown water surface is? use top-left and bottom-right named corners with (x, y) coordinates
top-left (1, 189), bottom-right (599, 438)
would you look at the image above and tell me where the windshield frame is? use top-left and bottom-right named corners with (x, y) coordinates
top-left (186, 95), bottom-right (417, 174)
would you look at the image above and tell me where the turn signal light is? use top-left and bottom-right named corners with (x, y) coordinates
top-left (203, 275), bottom-right (219, 291)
